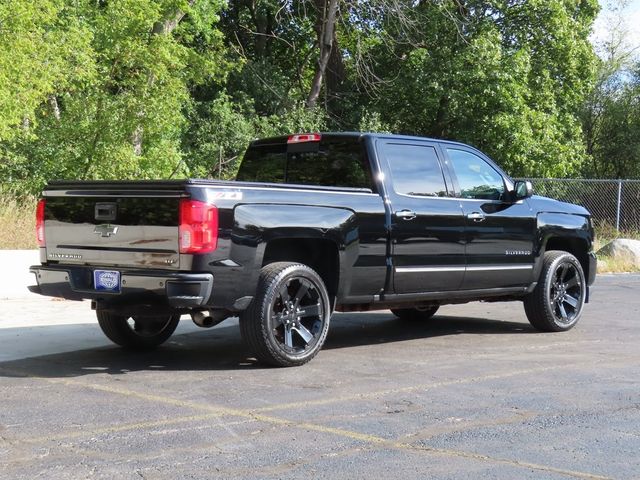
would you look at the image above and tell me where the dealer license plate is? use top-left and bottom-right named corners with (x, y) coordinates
top-left (94, 270), bottom-right (121, 293)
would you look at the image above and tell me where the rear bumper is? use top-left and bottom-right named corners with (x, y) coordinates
top-left (29, 265), bottom-right (213, 310)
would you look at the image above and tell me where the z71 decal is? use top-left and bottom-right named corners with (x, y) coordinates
top-left (211, 191), bottom-right (243, 200)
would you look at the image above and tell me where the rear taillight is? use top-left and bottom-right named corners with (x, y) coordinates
top-left (179, 199), bottom-right (218, 254)
top-left (36, 198), bottom-right (46, 247)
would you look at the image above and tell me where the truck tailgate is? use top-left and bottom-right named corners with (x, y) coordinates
top-left (44, 189), bottom-right (182, 270)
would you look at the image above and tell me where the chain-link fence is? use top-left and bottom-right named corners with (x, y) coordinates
top-left (519, 178), bottom-right (640, 233)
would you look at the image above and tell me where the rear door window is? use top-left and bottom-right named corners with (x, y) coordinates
top-left (382, 143), bottom-right (448, 197)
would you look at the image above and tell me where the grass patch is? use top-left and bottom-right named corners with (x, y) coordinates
top-left (0, 196), bottom-right (37, 249)
top-left (594, 225), bottom-right (640, 273)
top-left (594, 223), bottom-right (640, 246)
top-left (597, 254), bottom-right (639, 274)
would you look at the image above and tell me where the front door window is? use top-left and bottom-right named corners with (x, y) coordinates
top-left (446, 149), bottom-right (505, 201)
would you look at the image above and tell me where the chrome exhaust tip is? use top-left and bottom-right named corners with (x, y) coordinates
top-left (191, 310), bottom-right (227, 328)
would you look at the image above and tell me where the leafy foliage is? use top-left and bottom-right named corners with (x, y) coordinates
top-left (1, 0), bottom-right (228, 191)
top-left (582, 32), bottom-right (640, 179)
top-left (366, 0), bottom-right (598, 177)
top-left (1, 0), bottom-right (626, 196)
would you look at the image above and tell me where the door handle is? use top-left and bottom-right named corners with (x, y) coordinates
top-left (396, 210), bottom-right (417, 221)
top-left (467, 212), bottom-right (485, 222)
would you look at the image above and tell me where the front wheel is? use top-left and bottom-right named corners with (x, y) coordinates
top-left (524, 251), bottom-right (586, 332)
top-left (239, 262), bottom-right (331, 367)
top-left (97, 311), bottom-right (181, 349)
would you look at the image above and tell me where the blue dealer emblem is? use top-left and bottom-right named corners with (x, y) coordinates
top-left (94, 270), bottom-right (121, 292)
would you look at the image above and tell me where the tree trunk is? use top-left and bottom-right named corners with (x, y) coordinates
top-left (48, 95), bottom-right (61, 121)
top-left (247, 0), bottom-right (272, 57)
top-left (151, 10), bottom-right (188, 35)
top-left (432, 94), bottom-right (451, 137)
top-left (325, 27), bottom-right (346, 107)
top-left (132, 125), bottom-right (143, 156)
top-left (133, 2), bottom-right (194, 155)
top-left (306, 0), bottom-right (339, 109)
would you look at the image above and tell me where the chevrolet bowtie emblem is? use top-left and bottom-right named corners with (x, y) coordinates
top-left (94, 224), bottom-right (118, 238)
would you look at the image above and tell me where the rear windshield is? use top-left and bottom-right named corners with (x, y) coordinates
top-left (236, 137), bottom-right (374, 191)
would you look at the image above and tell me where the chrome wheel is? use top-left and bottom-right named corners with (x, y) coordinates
top-left (269, 276), bottom-right (325, 354)
top-left (97, 311), bottom-right (181, 349)
top-left (524, 251), bottom-right (586, 332)
top-left (549, 261), bottom-right (584, 325)
top-left (128, 316), bottom-right (177, 337)
top-left (240, 262), bottom-right (331, 367)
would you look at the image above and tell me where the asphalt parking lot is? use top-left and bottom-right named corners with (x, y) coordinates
top-left (1, 274), bottom-right (639, 480)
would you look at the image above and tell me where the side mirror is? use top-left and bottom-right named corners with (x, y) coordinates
top-left (514, 180), bottom-right (533, 200)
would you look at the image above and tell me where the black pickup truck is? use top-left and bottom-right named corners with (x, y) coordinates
top-left (30, 132), bottom-right (597, 366)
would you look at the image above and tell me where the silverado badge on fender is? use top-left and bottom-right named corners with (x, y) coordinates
top-left (505, 250), bottom-right (532, 256)
top-left (94, 224), bottom-right (118, 238)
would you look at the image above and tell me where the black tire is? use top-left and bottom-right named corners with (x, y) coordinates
top-left (96, 311), bottom-right (181, 349)
top-left (391, 306), bottom-right (439, 321)
top-left (239, 262), bottom-right (331, 367)
top-left (524, 251), bottom-right (586, 332)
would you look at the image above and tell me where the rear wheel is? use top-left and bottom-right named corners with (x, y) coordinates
top-left (524, 251), bottom-right (586, 332)
top-left (97, 311), bottom-right (180, 349)
top-left (391, 306), bottom-right (440, 321)
top-left (240, 262), bottom-right (331, 367)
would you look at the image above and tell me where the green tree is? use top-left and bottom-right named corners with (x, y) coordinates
top-left (1, 0), bottom-right (603, 194)
top-left (364, 0), bottom-right (599, 177)
top-left (582, 63), bottom-right (640, 178)
top-left (1, 0), bottom-right (229, 192)
top-left (581, 0), bottom-right (640, 178)
top-left (0, 1), bottom-right (69, 140)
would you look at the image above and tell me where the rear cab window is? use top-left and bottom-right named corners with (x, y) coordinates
top-left (236, 135), bottom-right (375, 191)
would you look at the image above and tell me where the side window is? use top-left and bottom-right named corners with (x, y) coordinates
top-left (237, 139), bottom-right (374, 190)
top-left (287, 141), bottom-right (373, 190)
top-left (447, 149), bottom-right (505, 201)
top-left (383, 143), bottom-right (448, 197)
top-left (237, 144), bottom-right (286, 183)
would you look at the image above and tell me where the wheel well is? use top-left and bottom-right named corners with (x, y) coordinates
top-left (545, 237), bottom-right (590, 278)
top-left (262, 238), bottom-right (340, 300)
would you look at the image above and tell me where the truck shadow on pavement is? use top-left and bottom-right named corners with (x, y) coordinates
top-left (0, 312), bottom-right (536, 379)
